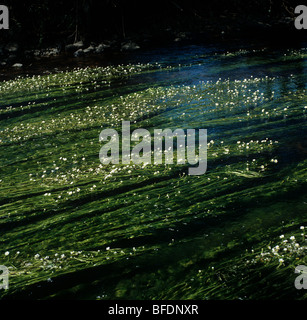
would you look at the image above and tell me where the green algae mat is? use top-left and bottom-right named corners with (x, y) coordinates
top-left (0, 45), bottom-right (306, 299)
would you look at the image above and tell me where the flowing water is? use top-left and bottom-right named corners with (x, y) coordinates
top-left (0, 42), bottom-right (306, 299)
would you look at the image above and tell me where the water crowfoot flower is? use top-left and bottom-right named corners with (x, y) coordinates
top-left (247, 226), bottom-right (306, 267)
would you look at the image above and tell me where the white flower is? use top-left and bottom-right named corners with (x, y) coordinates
top-left (279, 258), bottom-right (284, 263)
top-left (290, 236), bottom-right (295, 241)
top-left (300, 226), bottom-right (305, 230)
top-left (4, 251), bottom-right (9, 256)
top-left (280, 235), bottom-right (284, 239)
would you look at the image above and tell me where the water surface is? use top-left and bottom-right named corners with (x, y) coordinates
top-left (0, 42), bottom-right (306, 299)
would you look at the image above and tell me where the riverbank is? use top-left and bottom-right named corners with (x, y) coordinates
top-left (0, 12), bottom-right (305, 81)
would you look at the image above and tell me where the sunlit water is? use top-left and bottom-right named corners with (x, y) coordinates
top-left (0, 43), bottom-right (306, 299)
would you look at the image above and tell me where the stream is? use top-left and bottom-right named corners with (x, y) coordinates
top-left (0, 40), bottom-right (306, 299)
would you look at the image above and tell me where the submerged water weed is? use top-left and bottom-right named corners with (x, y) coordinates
top-left (0, 63), bottom-right (164, 96)
top-left (0, 47), bottom-right (307, 299)
top-left (247, 226), bottom-right (307, 267)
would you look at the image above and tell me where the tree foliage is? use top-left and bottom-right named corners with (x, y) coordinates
top-left (0, 0), bottom-right (302, 46)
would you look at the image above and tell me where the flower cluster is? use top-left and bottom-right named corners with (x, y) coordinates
top-left (247, 226), bottom-right (306, 266)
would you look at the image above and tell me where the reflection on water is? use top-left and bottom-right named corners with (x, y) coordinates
top-left (0, 42), bottom-right (306, 300)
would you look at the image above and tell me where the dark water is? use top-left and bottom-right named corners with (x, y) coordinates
top-left (0, 41), bottom-right (306, 299)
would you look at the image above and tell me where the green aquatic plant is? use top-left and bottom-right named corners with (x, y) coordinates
top-left (247, 226), bottom-right (307, 267)
top-left (0, 47), bottom-right (306, 299)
